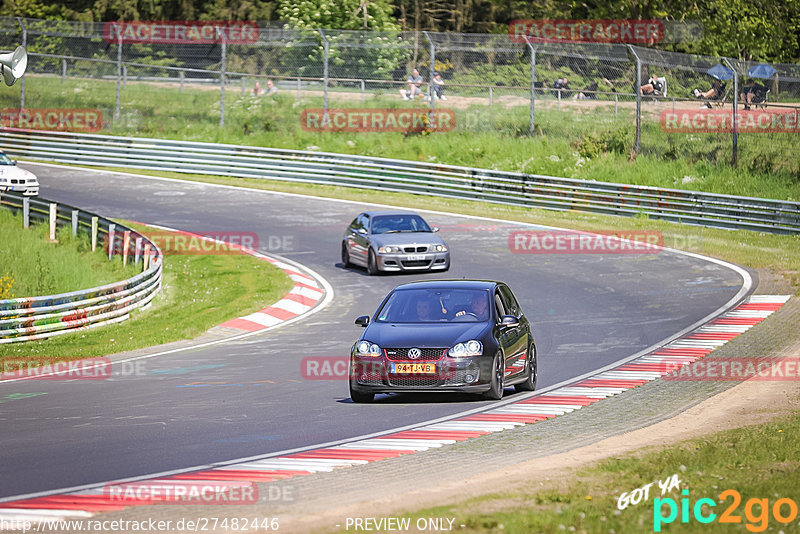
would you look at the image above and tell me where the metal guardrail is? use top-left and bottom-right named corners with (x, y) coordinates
top-left (0, 190), bottom-right (162, 343)
top-left (1, 129), bottom-right (799, 234)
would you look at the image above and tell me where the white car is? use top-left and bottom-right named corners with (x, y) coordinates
top-left (0, 151), bottom-right (39, 196)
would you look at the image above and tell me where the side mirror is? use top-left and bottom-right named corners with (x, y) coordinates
top-left (499, 315), bottom-right (519, 327)
top-left (357, 228), bottom-right (367, 235)
top-left (432, 226), bottom-right (440, 232)
top-left (355, 315), bottom-right (370, 327)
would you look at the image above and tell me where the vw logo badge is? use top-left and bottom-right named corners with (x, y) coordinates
top-left (408, 348), bottom-right (421, 360)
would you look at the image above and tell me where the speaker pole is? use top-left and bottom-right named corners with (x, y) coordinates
top-left (17, 17), bottom-right (26, 108)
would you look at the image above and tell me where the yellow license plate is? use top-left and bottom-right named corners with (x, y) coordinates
top-left (393, 363), bottom-right (436, 374)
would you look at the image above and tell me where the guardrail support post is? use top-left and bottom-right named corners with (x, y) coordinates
top-left (48, 203), bottom-right (57, 242)
top-left (71, 209), bottom-right (79, 236)
top-left (143, 243), bottom-right (151, 271)
top-left (91, 216), bottom-right (98, 251)
top-left (122, 231), bottom-right (130, 267)
top-left (22, 197), bottom-right (29, 228)
top-left (107, 223), bottom-right (116, 260)
top-left (134, 236), bottom-right (143, 264)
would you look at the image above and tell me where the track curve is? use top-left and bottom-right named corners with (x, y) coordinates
top-left (0, 162), bottom-right (751, 499)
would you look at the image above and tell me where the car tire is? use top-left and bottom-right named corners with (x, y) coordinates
top-left (367, 249), bottom-right (379, 276)
top-left (482, 353), bottom-right (505, 400)
top-left (515, 342), bottom-right (537, 392)
top-left (349, 381), bottom-right (375, 403)
top-left (341, 242), bottom-right (351, 267)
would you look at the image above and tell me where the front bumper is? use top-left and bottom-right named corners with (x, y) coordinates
top-left (350, 353), bottom-right (489, 393)
top-left (375, 251), bottom-right (449, 272)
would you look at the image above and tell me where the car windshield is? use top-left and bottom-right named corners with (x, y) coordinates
top-left (0, 153), bottom-right (13, 166)
top-left (371, 214), bottom-right (431, 234)
top-left (375, 288), bottom-right (491, 323)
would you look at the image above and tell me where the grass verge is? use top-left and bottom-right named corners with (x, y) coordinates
top-left (396, 412), bottom-right (800, 533)
top-left (0, 221), bottom-right (294, 359)
top-left (0, 208), bottom-right (140, 298)
top-left (7, 74), bottom-right (800, 200)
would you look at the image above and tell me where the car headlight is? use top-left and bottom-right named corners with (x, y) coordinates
top-left (377, 246), bottom-right (402, 254)
top-left (448, 340), bottom-right (482, 357)
top-left (433, 244), bottom-right (448, 252)
top-left (356, 340), bottom-right (381, 358)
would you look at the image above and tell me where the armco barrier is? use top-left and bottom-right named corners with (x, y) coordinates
top-left (0, 191), bottom-right (162, 343)
top-left (1, 129), bottom-right (799, 234)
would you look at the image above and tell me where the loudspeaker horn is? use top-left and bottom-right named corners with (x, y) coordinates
top-left (0, 46), bottom-right (28, 87)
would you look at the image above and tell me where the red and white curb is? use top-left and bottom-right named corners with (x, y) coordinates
top-left (141, 223), bottom-right (327, 334)
top-left (0, 295), bottom-right (790, 524)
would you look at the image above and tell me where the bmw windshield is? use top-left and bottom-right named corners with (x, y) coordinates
top-left (375, 288), bottom-right (491, 323)
top-left (371, 214), bottom-right (432, 234)
top-left (0, 153), bottom-right (14, 165)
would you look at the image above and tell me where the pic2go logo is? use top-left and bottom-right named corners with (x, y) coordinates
top-left (654, 489), bottom-right (799, 532)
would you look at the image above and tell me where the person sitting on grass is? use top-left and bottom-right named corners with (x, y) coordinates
top-left (431, 72), bottom-right (446, 100)
top-left (400, 69), bottom-right (424, 100)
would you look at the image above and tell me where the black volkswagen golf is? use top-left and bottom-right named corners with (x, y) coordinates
top-left (349, 280), bottom-right (537, 403)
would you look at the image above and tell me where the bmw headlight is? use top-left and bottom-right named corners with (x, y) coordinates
top-left (433, 244), bottom-right (448, 252)
top-left (448, 340), bottom-right (483, 357)
top-left (356, 340), bottom-right (381, 358)
top-left (377, 246), bottom-right (402, 254)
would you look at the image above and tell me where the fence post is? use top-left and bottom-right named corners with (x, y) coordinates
top-left (91, 216), bottom-right (98, 251)
top-left (296, 77), bottom-right (301, 100)
top-left (628, 45), bottom-right (642, 154)
top-left (107, 223), bottom-right (116, 260)
top-left (48, 203), bottom-right (57, 242)
top-left (71, 209), bottom-right (79, 236)
top-left (319, 30), bottom-right (329, 118)
top-left (242, 76), bottom-right (247, 96)
top-left (527, 39), bottom-right (536, 135)
top-left (724, 57), bottom-right (738, 166)
top-left (360, 79), bottom-right (365, 103)
top-left (17, 18), bottom-right (26, 109)
top-left (424, 31), bottom-right (435, 116)
top-left (179, 70), bottom-right (184, 93)
top-left (61, 58), bottom-right (67, 84)
top-left (489, 86), bottom-right (493, 106)
top-left (22, 196), bottom-right (29, 228)
top-left (557, 89), bottom-right (561, 111)
top-left (615, 94), bottom-right (618, 116)
top-left (115, 31), bottom-right (122, 121)
top-left (123, 64), bottom-right (127, 88)
top-left (122, 231), bottom-right (130, 267)
top-left (219, 35), bottom-right (226, 127)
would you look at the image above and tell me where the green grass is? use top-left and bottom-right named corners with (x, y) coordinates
top-left (0, 221), bottom-right (294, 358)
top-left (0, 208), bottom-right (140, 298)
top-left (3, 74), bottom-right (799, 201)
top-left (393, 413), bottom-right (800, 534)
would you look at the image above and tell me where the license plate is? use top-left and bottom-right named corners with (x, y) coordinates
top-left (391, 363), bottom-right (435, 374)
top-left (405, 254), bottom-right (425, 261)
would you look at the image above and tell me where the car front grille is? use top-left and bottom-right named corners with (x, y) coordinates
top-left (403, 246), bottom-right (428, 253)
top-left (384, 348), bottom-right (446, 362)
top-left (400, 260), bottom-right (432, 268)
top-left (387, 375), bottom-right (440, 387)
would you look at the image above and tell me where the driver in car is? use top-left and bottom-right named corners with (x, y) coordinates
top-left (454, 293), bottom-right (489, 321)
top-left (416, 298), bottom-right (442, 321)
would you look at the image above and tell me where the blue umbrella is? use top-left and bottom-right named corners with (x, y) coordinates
top-left (707, 64), bottom-right (734, 80)
top-left (747, 63), bottom-right (777, 79)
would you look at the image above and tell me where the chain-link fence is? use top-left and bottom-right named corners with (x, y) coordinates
top-left (1, 17), bottom-right (798, 176)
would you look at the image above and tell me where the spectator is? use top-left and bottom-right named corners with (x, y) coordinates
top-left (640, 75), bottom-right (665, 96)
top-left (400, 68), bottom-right (424, 100)
top-left (692, 79), bottom-right (724, 109)
top-left (253, 81), bottom-right (265, 96)
top-left (432, 71), bottom-right (446, 100)
top-left (265, 80), bottom-right (278, 96)
top-left (574, 81), bottom-right (599, 100)
top-left (740, 79), bottom-right (764, 110)
top-left (553, 77), bottom-right (570, 97)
